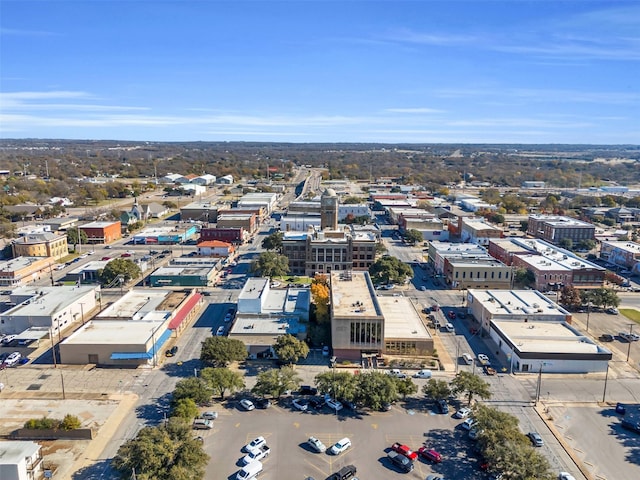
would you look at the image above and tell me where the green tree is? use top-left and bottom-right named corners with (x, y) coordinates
top-left (559, 286), bottom-right (582, 310)
top-left (251, 251), bottom-right (290, 278)
top-left (172, 377), bottom-right (213, 406)
top-left (450, 371), bottom-right (492, 406)
top-left (98, 258), bottom-right (141, 285)
top-left (200, 336), bottom-right (247, 367)
top-left (111, 424), bottom-right (208, 480)
top-left (273, 334), bottom-right (309, 365)
top-left (341, 196), bottom-right (363, 204)
top-left (261, 231), bottom-right (284, 252)
top-left (59, 414), bottom-right (82, 430)
top-left (576, 239), bottom-right (596, 251)
top-left (353, 371), bottom-right (398, 410)
top-left (369, 256), bottom-right (413, 285)
top-left (421, 378), bottom-right (452, 401)
top-left (200, 367), bottom-right (245, 400)
top-left (66, 228), bottom-right (88, 250)
top-left (251, 367), bottom-right (301, 398)
top-left (513, 267), bottom-right (535, 289)
top-left (170, 398), bottom-right (200, 421)
top-left (394, 377), bottom-right (418, 399)
top-left (314, 370), bottom-right (358, 400)
top-left (404, 229), bottom-right (423, 245)
top-left (558, 238), bottom-right (573, 250)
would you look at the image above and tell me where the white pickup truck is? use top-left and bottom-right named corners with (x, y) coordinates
top-left (241, 444), bottom-right (270, 465)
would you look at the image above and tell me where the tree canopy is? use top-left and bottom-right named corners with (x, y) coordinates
top-left (314, 370), bottom-right (358, 401)
top-left (369, 256), bottom-right (413, 285)
top-left (261, 231), bottom-right (284, 252)
top-left (273, 334), bottom-right (309, 365)
top-left (354, 371), bottom-right (398, 410)
top-left (422, 378), bottom-right (452, 401)
top-left (450, 371), bottom-right (492, 405)
top-left (112, 423), bottom-right (209, 480)
top-left (172, 377), bottom-right (212, 406)
top-left (311, 280), bottom-right (330, 323)
top-left (200, 336), bottom-right (247, 367)
top-left (98, 258), bottom-right (141, 285)
top-left (252, 367), bottom-right (301, 398)
top-left (200, 367), bottom-right (245, 400)
top-left (404, 229), bottom-right (423, 245)
top-left (66, 228), bottom-right (88, 249)
top-left (251, 251), bottom-right (290, 278)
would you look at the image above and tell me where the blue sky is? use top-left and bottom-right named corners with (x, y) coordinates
top-left (1, 0), bottom-right (639, 144)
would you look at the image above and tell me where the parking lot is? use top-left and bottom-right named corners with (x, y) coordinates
top-left (200, 393), bottom-right (495, 480)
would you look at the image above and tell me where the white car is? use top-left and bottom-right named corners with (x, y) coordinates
top-left (201, 411), bottom-right (218, 420)
top-left (388, 369), bottom-right (406, 378)
top-left (3, 351), bottom-right (22, 367)
top-left (292, 398), bottom-right (308, 411)
top-left (453, 407), bottom-right (471, 419)
top-left (558, 473), bottom-right (576, 480)
top-left (56, 264), bottom-right (65, 270)
top-left (322, 345), bottom-right (330, 356)
top-left (243, 436), bottom-right (265, 453)
top-left (445, 323), bottom-right (455, 333)
top-left (462, 418), bottom-right (476, 430)
top-left (413, 369), bottom-right (433, 379)
top-left (329, 437), bottom-right (351, 455)
top-left (239, 399), bottom-right (255, 411)
top-left (307, 436), bottom-right (326, 453)
top-left (325, 398), bottom-right (343, 411)
top-left (477, 353), bottom-right (489, 364)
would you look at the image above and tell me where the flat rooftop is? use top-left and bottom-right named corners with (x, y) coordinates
top-left (601, 240), bottom-right (640, 254)
top-left (529, 215), bottom-right (593, 228)
top-left (493, 320), bottom-right (601, 354)
top-left (489, 238), bottom-right (532, 253)
top-left (3, 285), bottom-right (97, 317)
top-left (152, 266), bottom-right (213, 277)
top-left (81, 221), bottom-right (119, 228)
top-left (134, 226), bottom-right (177, 236)
top-left (448, 257), bottom-right (507, 268)
top-left (511, 238), bottom-right (604, 271)
top-left (239, 278), bottom-right (269, 301)
top-left (331, 271), bottom-right (382, 318)
top-left (469, 289), bottom-right (569, 317)
top-left (0, 256), bottom-right (50, 272)
top-left (463, 218), bottom-right (503, 231)
top-left (97, 289), bottom-right (172, 319)
top-left (515, 254), bottom-right (573, 272)
top-left (260, 288), bottom-right (310, 315)
top-left (378, 296), bottom-right (431, 340)
top-left (230, 315), bottom-right (307, 339)
top-left (69, 260), bottom-right (112, 274)
top-left (63, 319), bottom-right (163, 345)
top-left (430, 241), bottom-right (487, 255)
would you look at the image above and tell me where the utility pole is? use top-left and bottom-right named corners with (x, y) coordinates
top-left (602, 363), bottom-right (610, 403)
top-left (626, 324), bottom-right (635, 362)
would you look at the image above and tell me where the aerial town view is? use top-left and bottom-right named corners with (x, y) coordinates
top-left (1, 2), bottom-right (639, 480)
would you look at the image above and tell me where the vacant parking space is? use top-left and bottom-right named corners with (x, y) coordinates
top-left (550, 404), bottom-right (640, 480)
top-left (202, 395), bottom-right (493, 480)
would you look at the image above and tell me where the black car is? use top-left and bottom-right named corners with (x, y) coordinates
top-left (328, 464), bottom-right (357, 480)
top-left (299, 385), bottom-right (318, 395)
top-left (162, 249), bottom-right (171, 254)
top-left (308, 397), bottom-right (324, 410)
top-left (165, 346), bottom-right (178, 357)
top-left (255, 398), bottom-right (271, 409)
top-left (436, 399), bottom-right (449, 414)
top-left (387, 451), bottom-right (414, 472)
top-left (599, 333), bottom-right (615, 342)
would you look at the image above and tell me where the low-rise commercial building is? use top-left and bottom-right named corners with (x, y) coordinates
top-left (237, 192), bottom-right (278, 213)
top-left (427, 241), bottom-right (488, 275)
top-left (196, 240), bottom-right (235, 258)
top-left (60, 289), bottom-right (203, 365)
top-left (460, 218), bottom-right (503, 246)
top-left (80, 221), bottom-right (122, 244)
top-left (527, 214), bottom-right (596, 245)
top-left (229, 278), bottom-right (310, 357)
top-left (0, 441), bottom-right (43, 480)
top-left (466, 289), bottom-right (610, 373)
top-left (1, 285), bottom-right (99, 336)
top-left (600, 240), bottom-right (640, 272)
top-left (445, 257), bottom-right (512, 289)
top-left (11, 232), bottom-right (68, 261)
top-left (0, 256), bottom-right (55, 287)
top-left (216, 213), bottom-right (257, 233)
top-left (180, 201), bottom-right (226, 222)
top-left (199, 226), bottom-right (247, 244)
top-left (131, 225), bottom-right (198, 245)
top-left (489, 238), bottom-right (605, 290)
top-left (150, 264), bottom-right (217, 287)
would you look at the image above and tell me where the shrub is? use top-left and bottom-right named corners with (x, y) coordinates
top-left (60, 414), bottom-right (82, 430)
top-left (23, 414), bottom-right (82, 430)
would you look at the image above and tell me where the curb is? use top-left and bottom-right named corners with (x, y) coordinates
top-left (535, 404), bottom-right (594, 480)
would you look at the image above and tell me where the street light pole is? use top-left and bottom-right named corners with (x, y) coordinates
top-left (602, 363), bottom-right (610, 403)
top-left (626, 324), bottom-right (635, 362)
top-left (586, 303), bottom-right (591, 332)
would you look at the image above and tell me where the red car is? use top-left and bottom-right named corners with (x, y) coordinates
top-left (391, 442), bottom-right (418, 461)
top-left (418, 447), bottom-right (442, 463)
top-left (121, 253), bottom-right (131, 258)
top-left (447, 311), bottom-right (456, 319)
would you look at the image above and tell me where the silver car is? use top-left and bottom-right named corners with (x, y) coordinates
top-left (307, 436), bottom-right (326, 453)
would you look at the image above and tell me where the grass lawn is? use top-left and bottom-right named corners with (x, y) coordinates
top-left (271, 275), bottom-right (313, 284)
top-left (620, 308), bottom-right (640, 324)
